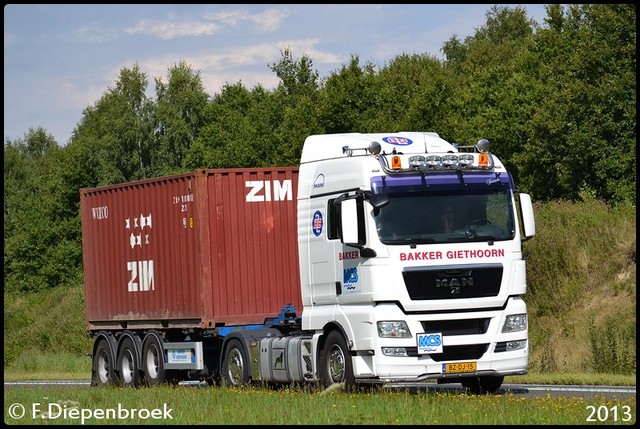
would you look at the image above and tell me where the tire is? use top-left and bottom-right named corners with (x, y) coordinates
top-left (319, 331), bottom-right (355, 390)
top-left (117, 336), bottom-right (142, 387)
top-left (461, 375), bottom-right (504, 395)
top-left (142, 333), bottom-right (166, 386)
top-left (92, 338), bottom-right (115, 386)
top-left (221, 339), bottom-right (250, 387)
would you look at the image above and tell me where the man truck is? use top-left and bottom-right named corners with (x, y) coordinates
top-left (81, 131), bottom-right (535, 394)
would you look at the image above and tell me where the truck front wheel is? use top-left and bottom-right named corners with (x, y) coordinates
top-left (320, 331), bottom-right (355, 390)
top-left (221, 339), bottom-right (250, 387)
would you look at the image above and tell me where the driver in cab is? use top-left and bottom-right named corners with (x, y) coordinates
top-left (440, 204), bottom-right (456, 233)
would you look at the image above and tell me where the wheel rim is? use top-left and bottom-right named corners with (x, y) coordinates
top-left (97, 350), bottom-right (110, 384)
top-left (227, 348), bottom-right (244, 385)
top-left (120, 349), bottom-right (134, 384)
top-left (145, 344), bottom-right (159, 380)
top-left (328, 345), bottom-right (345, 383)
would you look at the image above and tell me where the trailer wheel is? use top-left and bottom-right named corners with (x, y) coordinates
top-left (320, 331), bottom-right (354, 390)
top-left (92, 339), bottom-right (114, 386)
top-left (461, 375), bottom-right (504, 395)
top-left (221, 339), bottom-right (250, 387)
top-left (142, 334), bottom-right (166, 386)
top-left (117, 336), bottom-right (142, 387)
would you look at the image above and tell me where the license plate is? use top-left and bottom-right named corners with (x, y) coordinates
top-left (443, 362), bottom-right (477, 374)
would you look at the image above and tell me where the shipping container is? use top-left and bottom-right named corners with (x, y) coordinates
top-left (80, 168), bottom-right (301, 332)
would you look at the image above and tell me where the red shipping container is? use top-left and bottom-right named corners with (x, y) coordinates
top-left (80, 168), bottom-right (301, 331)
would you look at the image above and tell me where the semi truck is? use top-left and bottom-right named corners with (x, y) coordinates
top-left (80, 131), bottom-right (535, 394)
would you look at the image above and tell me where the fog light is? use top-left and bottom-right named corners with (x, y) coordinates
top-left (506, 340), bottom-right (527, 351)
top-left (442, 154), bottom-right (458, 168)
top-left (425, 155), bottom-right (442, 169)
top-left (382, 347), bottom-right (408, 357)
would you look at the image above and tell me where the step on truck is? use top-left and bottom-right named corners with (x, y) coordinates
top-left (81, 131), bottom-right (535, 394)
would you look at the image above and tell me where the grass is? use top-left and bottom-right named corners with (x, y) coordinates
top-left (4, 384), bottom-right (637, 425)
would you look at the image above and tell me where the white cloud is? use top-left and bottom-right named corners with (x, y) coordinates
top-left (249, 9), bottom-right (289, 32)
top-left (203, 8), bottom-right (288, 32)
top-left (75, 26), bottom-right (120, 44)
top-left (121, 7), bottom-right (287, 41)
top-left (125, 20), bottom-right (219, 39)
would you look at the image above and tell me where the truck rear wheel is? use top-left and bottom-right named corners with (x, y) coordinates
top-left (142, 333), bottom-right (166, 386)
top-left (117, 336), bottom-right (142, 387)
top-left (92, 339), bottom-right (115, 386)
top-left (320, 331), bottom-right (354, 390)
top-left (221, 339), bottom-right (250, 387)
top-left (461, 375), bottom-right (504, 394)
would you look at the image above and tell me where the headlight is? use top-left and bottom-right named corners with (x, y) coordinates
top-left (377, 321), bottom-right (412, 338)
top-left (502, 313), bottom-right (527, 332)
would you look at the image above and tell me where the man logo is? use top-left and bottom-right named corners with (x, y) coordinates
top-left (435, 277), bottom-right (474, 288)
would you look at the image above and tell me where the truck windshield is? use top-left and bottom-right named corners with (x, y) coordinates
top-left (372, 188), bottom-right (516, 245)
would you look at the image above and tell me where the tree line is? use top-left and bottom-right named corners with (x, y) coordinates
top-left (3, 4), bottom-right (636, 293)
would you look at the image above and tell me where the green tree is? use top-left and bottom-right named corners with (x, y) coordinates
top-left (440, 5), bottom-right (540, 175)
top-left (152, 60), bottom-right (209, 175)
top-left (268, 49), bottom-right (322, 165)
top-left (187, 82), bottom-right (270, 168)
top-left (188, 49), bottom-right (324, 170)
top-left (370, 53), bottom-right (452, 134)
top-left (71, 64), bottom-right (155, 185)
top-left (4, 128), bottom-right (81, 292)
top-left (268, 48), bottom-right (319, 98)
top-left (514, 4), bottom-right (636, 202)
top-left (317, 55), bottom-right (379, 133)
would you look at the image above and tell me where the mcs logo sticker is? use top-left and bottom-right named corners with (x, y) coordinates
top-left (343, 267), bottom-right (359, 292)
top-left (417, 333), bottom-right (443, 354)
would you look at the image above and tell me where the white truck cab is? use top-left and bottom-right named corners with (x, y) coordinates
top-left (296, 132), bottom-right (535, 393)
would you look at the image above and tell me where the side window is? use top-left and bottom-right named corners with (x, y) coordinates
top-left (327, 198), bottom-right (340, 240)
top-left (485, 193), bottom-right (509, 231)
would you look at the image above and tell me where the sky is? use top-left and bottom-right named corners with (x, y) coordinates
top-left (4, 4), bottom-right (550, 146)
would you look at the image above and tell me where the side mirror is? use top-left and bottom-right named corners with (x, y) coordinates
top-left (519, 193), bottom-right (536, 240)
top-left (369, 193), bottom-right (390, 208)
top-left (340, 198), bottom-right (363, 246)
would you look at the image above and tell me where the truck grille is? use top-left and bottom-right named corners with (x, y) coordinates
top-left (403, 264), bottom-right (502, 300)
top-left (406, 344), bottom-right (489, 361)
top-left (421, 318), bottom-right (490, 336)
